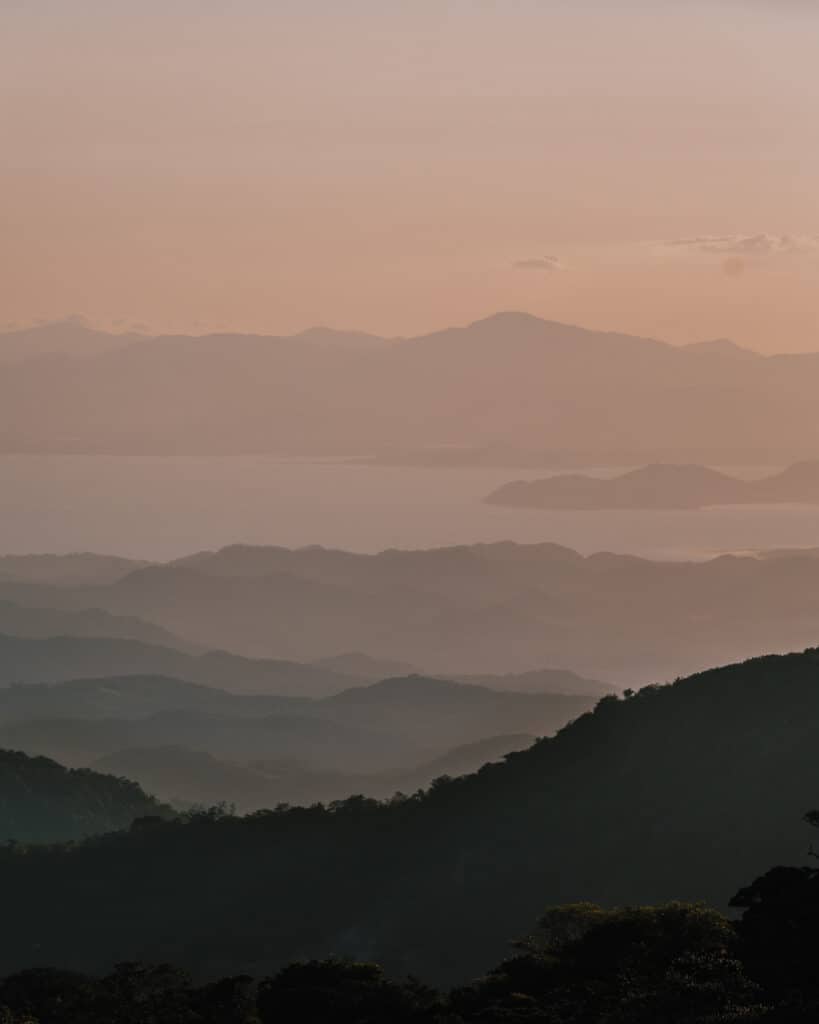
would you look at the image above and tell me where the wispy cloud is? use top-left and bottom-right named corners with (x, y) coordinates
top-left (665, 233), bottom-right (819, 257)
top-left (513, 256), bottom-right (566, 272)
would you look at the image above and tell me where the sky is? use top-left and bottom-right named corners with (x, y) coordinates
top-left (2, 0), bottom-right (819, 349)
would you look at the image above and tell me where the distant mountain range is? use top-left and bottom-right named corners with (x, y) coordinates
top-left (0, 630), bottom-right (607, 698)
top-left (91, 733), bottom-right (535, 811)
top-left (0, 671), bottom-right (594, 777)
top-left (5, 312), bottom-right (819, 461)
top-left (2, 647), bottom-right (818, 982)
top-left (0, 320), bottom-right (143, 363)
top-left (7, 541), bottom-right (819, 683)
top-left (0, 552), bottom-right (149, 586)
top-left (0, 634), bottom-right (356, 697)
top-left (487, 460), bottom-right (819, 510)
top-left (311, 651), bottom-right (418, 680)
top-left (0, 600), bottom-right (190, 649)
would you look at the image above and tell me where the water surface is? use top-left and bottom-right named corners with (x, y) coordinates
top-left (3, 455), bottom-right (819, 561)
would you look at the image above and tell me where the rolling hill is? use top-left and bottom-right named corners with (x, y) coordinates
top-left (0, 320), bottom-right (142, 364)
top-left (0, 707), bottom-right (411, 774)
top-left (0, 647), bottom-right (817, 982)
top-left (317, 675), bottom-right (589, 749)
top-left (0, 747), bottom-right (170, 843)
top-left (0, 601), bottom-right (188, 648)
top-left (91, 734), bottom-right (535, 811)
top-left (8, 541), bottom-right (819, 683)
top-left (0, 634), bottom-right (356, 697)
top-left (0, 552), bottom-right (147, 586)
top-left (0, 673), bottom-right (593, 775)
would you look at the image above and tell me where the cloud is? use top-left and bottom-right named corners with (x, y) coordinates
top-left (513, 256), bottom-right (565, 272)
top-left (666, 233), bottom-right (819, 257)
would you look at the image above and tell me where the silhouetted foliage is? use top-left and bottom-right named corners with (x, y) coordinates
top-left (730, 810), bottom-right (819, 1011)
top-left (0, 879), bottom-right (815, 1022)
top-left (1, 801), bottom-right (819, 1021)
top-left (0, 748), bottom-right (172, 842)
top-left (451, 903), bottom-right (762, 1023)
top-left (257, 959), bottom-right (440, 1023)
top-left (0, 963), bottom-right (257, 1024)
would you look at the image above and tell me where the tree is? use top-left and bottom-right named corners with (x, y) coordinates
top-left (731, 810), bottom-right (819, 1006)
top-left (451, 903), bottom-right (760, 1023)
top-left (0, 968), bottom-right (93, 1024)
top-left (257, 959), bottom-right (439, 1023)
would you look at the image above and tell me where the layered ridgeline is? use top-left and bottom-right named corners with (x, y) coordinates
top-left (90, 733), bottom-right (535, 811)
top-left (1, 648), bottom-right (818, 982)
top-left (0, 634), bottom-right (360, 698)
top-left (0, 632), bottom-right (604, 698)
top-left (8, 542), bottom-right (819, 683)
top-left (0, 748), bottom-right (170, 842)
top-left (0, 552), bottom-right (150, 586)
top-left (0, 673), bottom-right (589, 807)
top-left (5, 313), bottom-right (819, 463)
top-left (487, 460), bottom-right (819, 510)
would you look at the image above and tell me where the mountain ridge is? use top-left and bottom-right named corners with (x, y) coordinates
top-left (9, 540), bottom-right (819, 682)
top-left (2, 312), bottom-right (817, 461)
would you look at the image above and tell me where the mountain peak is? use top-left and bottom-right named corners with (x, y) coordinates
top-left (683, 337), bottom-right (758, 358)
top-left (469, 311), bottom-right (547, 328)
top-left (293, 326), bottom-right (391, 351)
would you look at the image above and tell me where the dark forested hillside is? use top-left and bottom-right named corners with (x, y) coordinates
top-left (2, 889), bottom-right (818, 1022)
top-left (0, 748), bottom-right (170, 842)
top-left (2, 891), bottom-right (818, 1023)
top-left (0, 648), bottom-right (817, 983)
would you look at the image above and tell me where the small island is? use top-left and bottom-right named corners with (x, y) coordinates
top-left (485, 461), bottom-right (819, 511)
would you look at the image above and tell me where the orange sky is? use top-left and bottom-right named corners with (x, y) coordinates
top-left (2, 1), bottom-right (819, 349)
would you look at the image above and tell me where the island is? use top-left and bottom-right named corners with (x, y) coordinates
top-left (485, 461), bottom-right (819, 510)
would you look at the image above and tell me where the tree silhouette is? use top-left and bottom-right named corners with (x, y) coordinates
top-left (730, 810), bottom-right (819, 1006)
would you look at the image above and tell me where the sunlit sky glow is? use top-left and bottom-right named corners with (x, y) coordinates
top-left (2, 0), bottom-right (819, 349)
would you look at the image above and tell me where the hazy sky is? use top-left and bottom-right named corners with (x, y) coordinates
top-left (3, 1), bottom-right (819, 349)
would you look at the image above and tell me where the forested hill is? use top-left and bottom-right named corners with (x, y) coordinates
top-left (0, 748), bottom-right (171, 842)
top-left (1, 648), bottom-right (818, 982)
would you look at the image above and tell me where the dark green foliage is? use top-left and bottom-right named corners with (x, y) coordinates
top-left (0, 748), bottom-right (172, 842)
top-left (730, 811), bottom-right (819, 1007)
top-left (0, 969), bottom-right (92, 1024)
top-left (257, 959), bottom-right (440, 1023)
top-left (0, 888), bottom-right (814, 1023)
top-left (1, 809), bottom-right (819, 1023)
top-left (451, 903), bottom-right (762, 1023)
top-left (0, 964), bottom-right (257, 1024)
